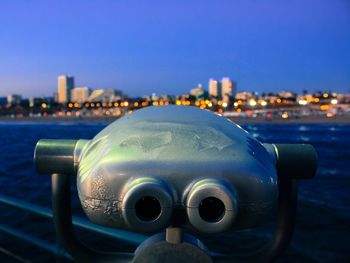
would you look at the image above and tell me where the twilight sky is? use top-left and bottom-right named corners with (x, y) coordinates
top-left (0, 0), bottom-right (349, 98)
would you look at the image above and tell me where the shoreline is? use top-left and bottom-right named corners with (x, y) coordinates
top-left (0, 115), bottom-right (350, 124)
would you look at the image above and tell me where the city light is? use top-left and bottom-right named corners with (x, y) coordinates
top-left (249, 100), bottom-right (257, 107)
top-left (320, 105), bottom-right (330, 111)
top-left (331, 99), bottom-right (338, 105)
top-left (298, 100), bottom-right (307, 106)
top-left (1, 74), bottom-right (349, 121)
top-left (281, 112), bottom-right (289, 119)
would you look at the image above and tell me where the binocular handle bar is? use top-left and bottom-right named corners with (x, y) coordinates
top-left (35, 140), bottom-right (317, 181)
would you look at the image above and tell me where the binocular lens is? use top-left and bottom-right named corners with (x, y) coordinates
top-left (135, 196), bottom-right (162, 222)
top-left (198, 197), bottom-right (225, 223)
top-left (121, 178), bottom-right (174, 232)
top-left (186, 179), bottom-right (237, 233)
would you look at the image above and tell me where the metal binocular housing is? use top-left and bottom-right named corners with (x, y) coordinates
top-left (34, 106), bottom-right (317, 263)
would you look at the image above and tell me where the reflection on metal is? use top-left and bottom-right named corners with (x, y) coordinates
top-left (34, 106), bottom-right (318, 263)
top-left (73, 106), bottom-right (279, 233)
top-left (185, 179), bottom-right (237, 233)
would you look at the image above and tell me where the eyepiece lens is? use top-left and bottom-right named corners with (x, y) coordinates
top-left (198, 197), bottom-right (225, 222)
top-left (135, 196), bottom-right (161, 222)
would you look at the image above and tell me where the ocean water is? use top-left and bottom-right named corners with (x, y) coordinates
top-left (0, 122), bottom-right (349, 262)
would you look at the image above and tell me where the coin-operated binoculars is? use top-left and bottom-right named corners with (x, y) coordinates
top-left (35, 106), bottom-right (317, 263)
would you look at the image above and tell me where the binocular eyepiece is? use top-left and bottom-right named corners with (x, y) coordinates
top-left (116, 177), bottom-right (238, 233)
top-left (35, 106), bottom-right (317, 236)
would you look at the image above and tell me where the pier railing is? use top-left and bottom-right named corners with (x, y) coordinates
top-left (0, 194), bottom-right (147, 261)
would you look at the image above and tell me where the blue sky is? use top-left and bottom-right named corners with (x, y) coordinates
top-left (0, 0), bottom-right (349, 97)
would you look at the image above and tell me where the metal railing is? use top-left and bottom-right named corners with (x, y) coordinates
top-left (0, 194), bottom-right (147, 261)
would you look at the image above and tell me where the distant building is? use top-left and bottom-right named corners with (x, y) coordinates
top-left (58, 75), bottom-right (74, 103)
top-left (235, 92), bottom-right (254, 101)
top-left (208, 79), bottom-right (221, 99)
top-left (337, 94), bottom-right (350, 104)
top-left (277, 91), bottom-right (297, 103)
top-left (29, 97), bottom-right (35, 107)
top-left (7, 94), bottom-right (22, 106)
top-left (221, 77), bottom-right (236, 102)
top-left (190, 84), bottom-right (207, 100)
top-left (29, 96), bottom-right (55, 107)
top-left (159, 94), bottom-right (175, 102)
top-left (88, 89), bottom-right (122, 102)
top-left (53, 92), bottom-right (58, 103)
top-left (71, 87), bottom-right (91, 103)
top-left (277, 91), bottom-right (296, 99)
top-left (263, 94), bottom-right (279, 103)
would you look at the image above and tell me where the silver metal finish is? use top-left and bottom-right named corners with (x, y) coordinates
top-left (121, 177), bottom-right (174, 232)
top-left (185, 179), bottom-right (238, 233)
top-left (76, 106), bottom-right (278, 233)
top-left (35, 139), bottom-right (89, 175)
top-left (133, 231), bottom-right (212, 263)
top-left (32, 105), bottom-right (318, 262)
top-left (165, 227), bottom-right (182, 244)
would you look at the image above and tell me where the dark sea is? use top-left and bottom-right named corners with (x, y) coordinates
top-left (0, 122), bottom-right (349, 262)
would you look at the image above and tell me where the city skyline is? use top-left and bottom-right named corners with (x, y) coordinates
top-left (0, 0), bottom-right (350, 97)
top-left (1, 73), bottom-right (349, 101)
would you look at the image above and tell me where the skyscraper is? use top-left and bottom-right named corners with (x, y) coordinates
top-left (208, 79), bottom-right (221, 99)
top-left (221, 77), bottom-right (236, 102)
top-left (7, 94), bottom-right (22, 106)
top-left (58, 75), bottom-right (74, 103)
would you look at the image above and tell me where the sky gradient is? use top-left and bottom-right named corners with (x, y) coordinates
top-left (0, 0), bottom-right (349, 97)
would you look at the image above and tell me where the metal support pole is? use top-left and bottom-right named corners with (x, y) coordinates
top-left (52, 173), bottom-right (133, 263)
top-left (213, 177), bottom-right (297, 263)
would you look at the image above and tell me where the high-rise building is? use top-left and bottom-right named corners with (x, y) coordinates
top-left (58, 75), bottom-right (74, 103)
top-left (7, 94), bottom-right (22, 106)
top-left (221, 77), bottom-right (236, 102)
top-left (208, 79), bottom-right (221, 99)
top-left (71, 87), bottom-right (91, 103)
